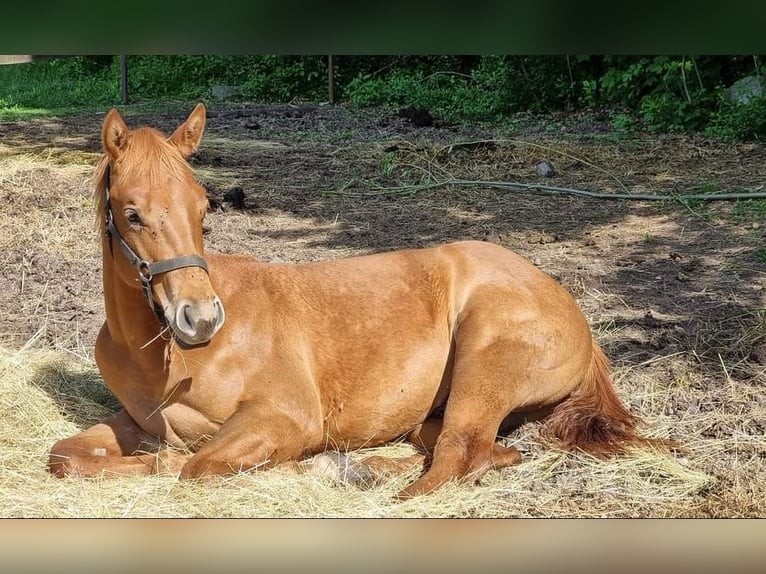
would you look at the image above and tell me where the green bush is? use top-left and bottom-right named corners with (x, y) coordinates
top-left (345, 57), bottom-right (575, 123)
top-left (346, 68), bottom-right (493, 122)
top-left (240, 56), bottom-right (327, 102)
top-left (2, 55), bottom-right (766, 141)
top-left (128, 55), bottom-right (259, 100)
top-left (706, 93), bottom-right (766, 140)
top-left (346, 69), bottom-right (470, 122)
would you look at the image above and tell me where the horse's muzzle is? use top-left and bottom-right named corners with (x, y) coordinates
top-left (172, 296), bottom-right (226, 345)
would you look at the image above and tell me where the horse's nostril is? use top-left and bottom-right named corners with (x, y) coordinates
top-left (214, 298), bottom-right (226, 327)
top-left (176, 303), bottom-right (196, 336)
top-left (183, 304), bottom-right (193, 326)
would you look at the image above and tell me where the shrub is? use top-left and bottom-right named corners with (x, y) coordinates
top-left (706, 93), bottom-right (766, 141)
top-left (2, 55), bottom-right (766, 141)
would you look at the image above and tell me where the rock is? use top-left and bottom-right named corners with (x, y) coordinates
top-left (725, 75), bottom-right (763, 105)
top-left (210, 84), bottom-right (242, 101)
top-left (536, 159), bottom-right (556, 177)
top-left (673, 325), bottom-right (688, 337)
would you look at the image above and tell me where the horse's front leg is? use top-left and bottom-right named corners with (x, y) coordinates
top-left (48, 408), bottom-right (181, 477)
top-left (179, 400), bottom-right (322, 479)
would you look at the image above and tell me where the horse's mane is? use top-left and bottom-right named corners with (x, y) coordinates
top-left (92, 127), bottom-right (192, 232)
top-left (93, 155), bottom-right (110, 232)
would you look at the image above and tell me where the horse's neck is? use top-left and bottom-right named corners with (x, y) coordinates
top-left (101, 247), bottom-right (167, 358)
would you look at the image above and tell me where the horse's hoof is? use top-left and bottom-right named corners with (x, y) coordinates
top-left (309, 452), bottom-right (378, 489)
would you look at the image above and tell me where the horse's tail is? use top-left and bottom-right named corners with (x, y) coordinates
top-left (541, 342), bottom-right (657, 457)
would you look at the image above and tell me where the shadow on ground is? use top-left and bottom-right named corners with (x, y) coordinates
top-left (3, 103), bottom-right (765, 384)
top-left (33, 360), bottom-right (119, 430)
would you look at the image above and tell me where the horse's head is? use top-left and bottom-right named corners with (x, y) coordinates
top-left (98, 103), bottom-right (225, 346)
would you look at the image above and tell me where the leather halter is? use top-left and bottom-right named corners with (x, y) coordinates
top-left (103, 164), bottom-right (209, 322)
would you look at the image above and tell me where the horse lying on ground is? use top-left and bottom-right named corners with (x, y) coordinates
top-left (49, 103), bottom-right (655, 498)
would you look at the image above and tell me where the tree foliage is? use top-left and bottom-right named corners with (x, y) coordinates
top-left (1, 55), bottom-right (764, 139)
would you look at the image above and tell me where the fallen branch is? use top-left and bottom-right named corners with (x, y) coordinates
top-left (449, 179), bottom-right (766, 202)
top-left (327, 177), bottom-right (766, 202)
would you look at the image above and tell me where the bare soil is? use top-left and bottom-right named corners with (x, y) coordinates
top-left (1, 103), bottom-right (765, 516)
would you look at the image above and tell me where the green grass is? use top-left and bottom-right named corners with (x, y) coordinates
top-left (693, 178), bottom-right (722, 194)
top-left (0, 106), bottom-right (57, 120)
top-left (0, 57), bottom-right (206, 120)
top-left (731, 198), bottom-right (766, 222)
top-left (0, 59), bottom-right (119, 112)
top-left (0, 57), bottom-right (208, 121)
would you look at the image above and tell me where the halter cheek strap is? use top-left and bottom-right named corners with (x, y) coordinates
top-left (103, 164), bottom-right (209, 322)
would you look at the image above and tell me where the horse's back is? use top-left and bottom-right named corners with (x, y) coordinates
top-left (207, 239), bottom-right (580, 326)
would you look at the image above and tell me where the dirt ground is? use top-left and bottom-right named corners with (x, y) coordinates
top-left (1, 102), bottom-right (765, 516)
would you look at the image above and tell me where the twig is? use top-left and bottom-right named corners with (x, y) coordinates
top-left (327, 176), bottom-right (766, 203)
top-left (566, 55), bottom-right (576, 100)
top-left (140, 325), bottom-right (171, 350)
top-left (453, 179), bottom-right (766, 201)
top-left (691, 56), bottom-right (704, 91)
top-left (369, 56), bottom-right (407, 79)
top-left (423, 71), bottom-right (475, 81)
top-left (395, 162), bottom-right (445, 182)
top-left (669, 191), bottom-right (715, 227)
top-left (680, 56), bottom-right (692, 104)
top-left (435, 138), bottom-right (632, 194)
top-left (718, 353), bottom-right (736, 399)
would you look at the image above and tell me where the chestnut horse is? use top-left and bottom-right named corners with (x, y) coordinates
top-left (49, 104), bottom-right (650, 498)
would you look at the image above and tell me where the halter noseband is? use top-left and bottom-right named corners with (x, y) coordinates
top-left (103, 164), bottom-right (209, 322)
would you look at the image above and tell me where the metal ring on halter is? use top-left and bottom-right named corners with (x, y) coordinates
top-left (138, 261), bottom-right (153, 281)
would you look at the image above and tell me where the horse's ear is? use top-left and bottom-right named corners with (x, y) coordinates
top-left (102, 108), bottom-right (129, 160)
top-left (169, 102), bottom-right (206, 157)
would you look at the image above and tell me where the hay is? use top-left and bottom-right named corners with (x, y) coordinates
top-left (0, 346), bottom-right (720, 518)
top-left (2, 106), bottom-right (766, 517)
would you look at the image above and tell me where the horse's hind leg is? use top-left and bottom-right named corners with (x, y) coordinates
top-left (396, 333), bottom-right (530, 499)
top-left (397, 416), bottom-right (521, 496)
top-left (409, 416), bottom-right (521, 470)
top-left (344, 416), bottom-right (521, 491)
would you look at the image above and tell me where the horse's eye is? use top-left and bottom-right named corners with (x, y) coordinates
top-left (124, 208), bottom-right (143, 226)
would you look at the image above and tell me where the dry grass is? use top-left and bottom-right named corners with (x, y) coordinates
top-left (1, 105), bottom-right (765, 517)
top-left (0, 153), bottom-right (101, 356)
top-left (0, 346), bottom-right (716, 518)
